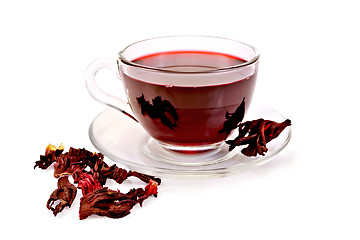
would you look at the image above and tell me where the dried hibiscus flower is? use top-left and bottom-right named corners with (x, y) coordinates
top-left (73, 171), bottom-right (102, 196)
top-left (137, 179), bottom-right (159, 206)
top-left (226, 118), bottom-right (291, 157)
top-left (47, 176), bottom-right (77, 216)
top-left (79, 180), bottom-right (159, 220)
top-left (137, 94), bottom-right (178, 130)
top-left (218, 97), bottom-right (246, 138)
top-left (126, 179), bottom-right (159, 207)
top-left (79, 187), bottom-right (139, 220)
top-left (36, 144), bottom-right (162, 220)
top-left (87, 155), bottom-right (161, 186)
top-left (53, 147), bottom-right (102, 177)
top-left (34, 143), bottom-right (64, 170)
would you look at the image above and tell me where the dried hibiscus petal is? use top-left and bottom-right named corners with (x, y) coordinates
top-left (73, 171), bottom-right (102, 196)
top-left (79, 180), bottom-right (159, 220)
top-left (53, 154), bottom-right (72, 177)
top-left (144, 179), bottom-right (159, 196)
top-left (91, 160), bottom-right (161, 186)
top-left (91, 162), bottom-right (128, 185)
top-left (79, 187), bottom-right (138, 220)
top-left (226, 118), bottom-right (291, 157)
top-left (137, 94), bottom-right (178, 130)
top-left (34, 143), bottom-right (64, 170)
top-left (53, 147), bottom-right (103, 177)
top-left (71, 149), bottom-right (104, 171)
top-left (137, 179), bottom-right (159, 206)
top-left (126, 179), bottom-right (159, 206)
top-left (218, 97), bottom-right (246, 138)
top-left (109, 166), bottom-right (129, 184)
top-left (128, 170), bottom-right (162, 185)
top-left (46, 176), bottom-right (77, 216)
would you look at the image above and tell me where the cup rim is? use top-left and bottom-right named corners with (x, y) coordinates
top-left (118, 35), bottom-right (259, 74)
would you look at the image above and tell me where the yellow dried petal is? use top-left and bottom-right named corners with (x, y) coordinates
top-left (58, 143), bottom-right (65, 150)
top-left (46, 144), bottom-right (57, 152)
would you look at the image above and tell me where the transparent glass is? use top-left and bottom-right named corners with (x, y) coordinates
top-left (85, 36), bottom-right (259, 155)
top-left (88, 105), bottom-right (291, 178)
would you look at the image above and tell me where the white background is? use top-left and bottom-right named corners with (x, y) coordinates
top-left (1, 0), bottom-right (359, 239)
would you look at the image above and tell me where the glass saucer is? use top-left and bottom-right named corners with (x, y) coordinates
top-left (88, 105), bottom-right (292, 179)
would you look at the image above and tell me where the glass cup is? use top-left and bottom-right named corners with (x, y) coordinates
top-left (85, 36), bottom-right (259, 155)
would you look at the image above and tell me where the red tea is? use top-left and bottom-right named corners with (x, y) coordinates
top-left (122, 51), bottom-right (257, 147)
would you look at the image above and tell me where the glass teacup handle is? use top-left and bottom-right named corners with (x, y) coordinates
top-left (85, 59), bottom-right (138, 122)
